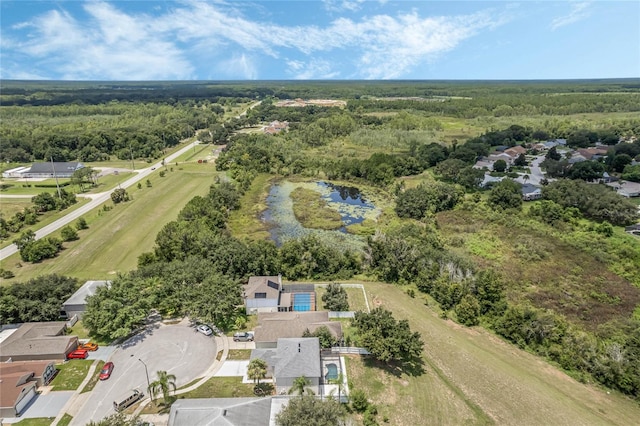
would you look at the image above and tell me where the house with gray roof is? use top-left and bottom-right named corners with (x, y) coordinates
top-left (62, 280), bottom-right (109, 319)
top-left (23, 162), bottom-right (84, 179)
top-left (251, 338), bottom-right (321, 395)
top-left (0, 322), bottom-right (78, 362)
top-left (253, 312), bottom-right (342, 349)
top-left (168, 397), bottom-right (274, 426)
top-left (521, 183), bottom-right (543, 201)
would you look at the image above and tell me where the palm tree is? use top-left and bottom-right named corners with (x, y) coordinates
top-left (329, 373), bottom-right (345, 403)
top-left (523, 174), bottom-right (530, 184)
top-left (289, 376), bottom-right (314, 396)
top-left (247, 358), bottom-right (268, 385)
top-left (148, 370), bottom-right (177, 405)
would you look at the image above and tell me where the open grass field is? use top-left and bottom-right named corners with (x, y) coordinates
top-left (436, 209), bottom-right (640, 329)
top-left (0, 198), bottom-right (31, 218)
top-left (349, 281), bottom-right (640, 425)
top-left (2, 164), bottom-right (218, 282)
top-left (0, 198), bottom-right (91, 251)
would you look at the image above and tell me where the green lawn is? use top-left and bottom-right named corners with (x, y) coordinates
top-left (226, 349), bottom-right (251, 360)
top-left (347, 281), bottom-right (640, 425)
top-left (81, 360), bottom-right (105, 393)
top-left (68, 320), bottom-right (111, 346)
top-left (50, 360), bottom-right (93, 391)
top-left (2, 164), bottom-right (217, 282)
top-left (12, 418), bottom-right (54, 426)
top-left (57, 413), bottom-right (73, 426)
top-left (315, 284), bottom-right (369, 312)
top-left (179, 376), bottom-right (256, 399)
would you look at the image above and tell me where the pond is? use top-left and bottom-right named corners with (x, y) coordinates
top-left (262, 180), bottom-right (379, 251)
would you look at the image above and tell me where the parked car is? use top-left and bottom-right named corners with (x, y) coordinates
top-left (233, 332), bottom-right (254, 342)
top-left (196, 325), bottom-right (213, 336)
top-left (67, 349), bottom-right (89, 359)
top-left (79, 342), bottom-right (99, 351)
top-left (100, 362), bottom-right (114, 380)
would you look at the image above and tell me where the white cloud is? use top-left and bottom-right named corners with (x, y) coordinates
top-left (323, 0), bottom-right (366, 13)
top-left (285, 58), bottom-right (340, 79)
top-left (3, 1), bottom-right (508, 80)
top-left (7, 1), bottom-right (193, 80)
top-left (217, 54), bottom-right (258, 79)
top-left (550, 2), bottom-right (591, 31)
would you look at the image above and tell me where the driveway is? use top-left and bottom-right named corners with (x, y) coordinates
top-left (68, 321), bottom-right (216, 426)
top-left (2, 391), bottom-right (74, 423)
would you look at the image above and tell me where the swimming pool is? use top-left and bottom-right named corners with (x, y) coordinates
top-left (293, 292), bottom-right (313, 311)
top-left (325, 363), bottom-right (338, 381)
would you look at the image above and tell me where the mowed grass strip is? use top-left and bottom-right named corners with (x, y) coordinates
top-left (359, 282), bottom-right (640, 425)
top-left (3, 165), bottom-right (217, 282)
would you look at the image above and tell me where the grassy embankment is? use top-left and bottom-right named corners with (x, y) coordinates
top-left (347, 281), bottom-right (640, 426)
top-left (227, 173), bottom-right (273, 241)
top-left (2, 162), bottom-right (219, 283)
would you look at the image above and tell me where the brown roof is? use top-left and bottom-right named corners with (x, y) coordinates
top-left (504, 146), bottom-right (527, 157)
top-left (0, 322), bottom-right (77, 361)
top-left (0, 362), bottom-right (41, 410)
top-left (244, 276), bottom-right (282, 300)
top-left (253, 312), bottom-right (342, 343)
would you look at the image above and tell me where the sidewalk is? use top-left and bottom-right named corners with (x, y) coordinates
top-left (50, 360), bottom-right (101, 426)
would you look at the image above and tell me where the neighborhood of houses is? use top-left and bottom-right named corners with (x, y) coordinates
top-left (473, 138), bottom-right (640, 203)
top-left (0, 276), bottom-right (360, 425)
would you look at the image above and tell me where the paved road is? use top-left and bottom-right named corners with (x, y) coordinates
top-left (0, 141), bottom-right (199, 262)
top-left (68, 322), bottom-right (217, 426)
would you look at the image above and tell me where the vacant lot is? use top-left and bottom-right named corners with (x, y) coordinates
top-left (349, 281), bottom-right (640, 425)
top-left (3, 164), bottom-right (218, 282)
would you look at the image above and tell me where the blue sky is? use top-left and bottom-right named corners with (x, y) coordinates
top-left (1, 1), bottom-right (638, 80)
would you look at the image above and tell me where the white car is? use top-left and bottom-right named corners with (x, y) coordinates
top-left (196, 325), bottom-right (213, 336)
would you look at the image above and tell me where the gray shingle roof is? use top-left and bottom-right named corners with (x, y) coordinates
top-left (274, 338), bottom-right (321, 379)
top-left (168, 398), bottom-right (273, 426)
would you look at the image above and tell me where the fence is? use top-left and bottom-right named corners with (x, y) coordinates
top-left (329, 346), bottom-right (371, 355)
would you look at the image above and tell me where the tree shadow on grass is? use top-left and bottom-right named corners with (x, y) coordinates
top-left (362, 354), bottom-right (425, 378)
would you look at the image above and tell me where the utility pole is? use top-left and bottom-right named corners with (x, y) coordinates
top-left (129, 142), bottom-right (135, 171)
top-left (50, 157), bottom-right (62, 199)
top-left (138, 358), bottom-right (151, 398)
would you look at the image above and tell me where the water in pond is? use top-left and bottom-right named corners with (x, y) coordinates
top-left (262, 180), bottom-right (379, 250)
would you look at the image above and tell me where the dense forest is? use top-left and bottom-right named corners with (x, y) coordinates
top-left (1, 79), bottom-right (640, 400)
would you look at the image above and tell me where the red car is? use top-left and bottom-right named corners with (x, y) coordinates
top-left (67, 349), bottom-right (89, 359)
top-left (99, 362), bottom-right (114, 380)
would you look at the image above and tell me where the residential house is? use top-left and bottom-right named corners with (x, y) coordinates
top-left (480, 174), bottom-right (505, 188)
top-left (251, 338), bottom-right (321, 395)
top-left (243, 276), bottom-right (286, 315)
top-left (521, 183), bottom-right (543, 201)
top-left (473, 157), bottom-right (494, 170)
top-left (253, 311), bottom-right (342, 349)
top-left (0, 322), bottom-right (78, 362)
top-left (168, 398), bottom-right (274, 426)
top-left (22, 162), bottom-right (84, 179)
top-left (577, 147), bottom-right (609, 161)
top-left (62, 280), bottom-right (109, 319)
top-left (504, 146), bottom-right (527, 158)
top-left (0, 360), bottom-right (57, 417)
top-left (625, 224), bottom-right (640, 236)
